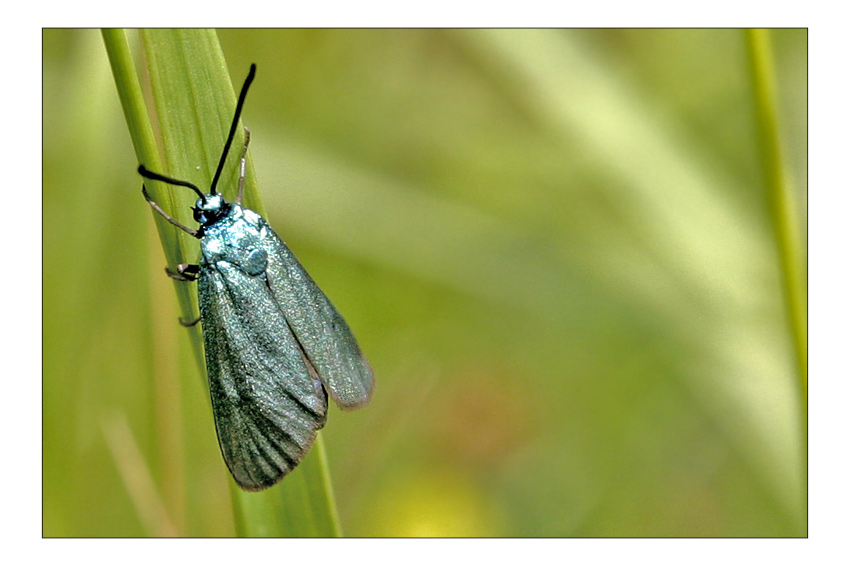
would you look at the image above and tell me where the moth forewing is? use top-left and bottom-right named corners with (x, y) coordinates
top-left (198, 206), bottom-right (330, 490)
top-left (259, 219), bottom-right (375, 410)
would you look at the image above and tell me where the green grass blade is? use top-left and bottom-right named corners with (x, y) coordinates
top-left (103, 27), bottom-right (340, 537)
top-left (745, 30), bottom-right (807, 526)
top-left (102, 28), bottom-right (199, 346)
top-left (746, 29), bottom-right (808, 412)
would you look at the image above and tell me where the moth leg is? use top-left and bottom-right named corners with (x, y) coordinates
top-left (165, 263), bottom-right (200, 282)
top-left (142, 184), bottom-right (202, 239)
top-left (165, 263), bottom-right (200, 326)
top-left (236, 127), bottom-right (251, 206)
top-left (178, 315), bottom-right (202, 327)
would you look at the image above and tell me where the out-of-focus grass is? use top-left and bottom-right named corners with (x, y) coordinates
top-left (43, 29), bottom-right (806, 537)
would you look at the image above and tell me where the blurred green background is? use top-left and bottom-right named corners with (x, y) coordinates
top-left (43, 29), bottom-right (806, 537)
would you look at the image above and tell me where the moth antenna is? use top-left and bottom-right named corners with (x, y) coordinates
top-left (210, 63), bottom-right (256, 196)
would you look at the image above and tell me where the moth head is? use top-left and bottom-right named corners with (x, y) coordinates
top-left (193, 194), bottom-right (231, 227)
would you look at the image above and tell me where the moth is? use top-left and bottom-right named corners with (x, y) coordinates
top-left (138, 64), bottom-right (374, 491)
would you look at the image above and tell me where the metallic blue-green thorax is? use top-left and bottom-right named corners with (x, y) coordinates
top-left (199, 202), bottom-right (269, 277)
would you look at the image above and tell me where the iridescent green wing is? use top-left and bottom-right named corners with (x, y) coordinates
top-left (199, 258), bottom-right (328, 491)
top-left (257, 216), bottom-right (375, 410)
